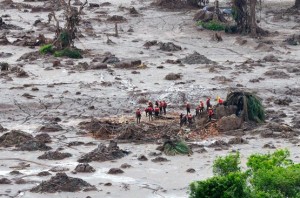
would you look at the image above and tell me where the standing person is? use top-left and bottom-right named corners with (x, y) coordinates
top-left (148, 106), bottom-right (153, 121)
top-left (187, 113), bottom-right (193, 125)
top-left (148, 101), bottom-right (153, 108)
top-left (159, 101), bottom-right (163, 114)
top-left (154, 105), bottom-right (160, 117)
top-left (155, 100), bottom-right (159, 107)
top-left (180, 113), bottom-right (186, 127)
top-left (200, 101), bottom-right (204, 113)
top-left (195, 105), bottom-right (200, 117)
top-left (217, 96), bottom-right (224, 105)
top-left (208, 107), bottom-right (214, 121)
top-left (186, 102), bottom-right (191, 114)
top-left (136, 108), bottom-right (141, 124)
top-left (162, 100), bottom-right (167, 115)
top-left (206, 98), bottom-right (211, 110)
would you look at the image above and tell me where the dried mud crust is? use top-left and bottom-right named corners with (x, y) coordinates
top-left (78, 141), bottom-right (129, 163)
top-left (30, 173), bottom-right (96, 193)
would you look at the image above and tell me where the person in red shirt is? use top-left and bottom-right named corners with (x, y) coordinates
top-left (217, 96), bottom-right (224, 105)
top-left (148, 101), bottom-right (153, 108)
top-left (200, 101), bottom-right (204, 113)
top-left (196, 105), bottom-right (200, 117)
top-left (159, 101), bottom-right (163, 114)
top-left (148, 106), bottom-right (153, 121)
top-left (162, 100), bottom-right (167, 115)
top-left (154, 106), bottom-right (160, 117)
top-left (136, 108), bottom-right (141, 124)
top-left (187, 113), bottom-right (193, 125)
top-left (186, 102), bottom-right (191, 114)
top-left (208, 107), bottom-right (214, 121)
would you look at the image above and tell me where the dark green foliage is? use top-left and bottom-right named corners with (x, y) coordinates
top-left (246, 95), bottom-right (265, 122)
top-left (213, 152), bottom-right (241, 176)
top-left (54, 48), bottom-right (82, 59)
top-left (226, 91), bottom-right (265, 122)
top-left (189, 149), bottom-right (300, 198)
top-left (197, 20), bottom-right (225, 31)
top-left (59, 32), bottom-right (72, 48)
top-left (225, 25), bottom-right (238, 34)
top-left (190, 172), bottom-right (249, 198)
top-left (39, 44), bottom-right (54, 54)
top-left (163, 140), bottom-right (192, 156)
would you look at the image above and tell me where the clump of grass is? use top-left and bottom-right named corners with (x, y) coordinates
top-left (39, 44), bottom-right (54, 54)
top-left (163, 140), bottom-right (192, 156)
top-left (197, 20), bottom-right (225, 31)
top-left (54, 48), bottom-right (82, 59)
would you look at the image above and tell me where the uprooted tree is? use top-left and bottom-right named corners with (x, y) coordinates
top-left (41, 0), bottom-right (87, 58)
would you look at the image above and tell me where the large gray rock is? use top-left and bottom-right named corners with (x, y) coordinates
top-left (217, 115), bottom-right (242, 132)
top-left (215, 105), bottom-right (237, 119)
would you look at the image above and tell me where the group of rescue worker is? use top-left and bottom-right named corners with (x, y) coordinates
top-left (135, 96), bottom-right (224, 125)
top-left (135, 100), bottom-right (167, 124)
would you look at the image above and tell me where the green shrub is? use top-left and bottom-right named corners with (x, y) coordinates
top-left (54, 48), bottom-right (82, 59)
top-left (213, 152), bottom-right (241, 176)
top-left (163, 140), bottom-right (192, 156)
top-left (190, 172), bottom-right (249, 198)
top-left (189, 149), bottom-right (300, 198)
top-left (197, 20), bottom-right (225, 31)
top-left (246, 94), bottom-right (265, 123)
top-left (39, 44), bottom-right (54, 54)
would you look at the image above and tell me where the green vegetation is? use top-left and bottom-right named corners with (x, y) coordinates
top-left (54, 48), bottom-right (82, 59)
top-left (213, 152), bottom-right (240, 176)
top-left (197, 20), bottom-right (225, 31)
top-left (39, 44), bottom-right (82, 59)
top-left (163, 140), bottom-right (192, 156)
top-left (189, 149), bottom-right (300, 198)
top-left (39, 44), bottom-right (54, 54)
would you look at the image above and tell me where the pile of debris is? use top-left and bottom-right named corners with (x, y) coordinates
top-left (180, 52), bottom-right (215, 65)
top-left (78, 141), bottom-right (129, 163)
top-left (0, 130), bottom-right (51, 151)
top-left (30, 173), bottom-right (96, 193)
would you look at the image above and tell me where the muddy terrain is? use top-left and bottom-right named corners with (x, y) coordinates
top-left (0, 0), bottom-right (299, 197)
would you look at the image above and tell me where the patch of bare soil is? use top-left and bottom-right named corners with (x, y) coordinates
top-left (38, 151), bottom-right (72, 160)
top-left (30, 173), bottom-right (96, 193)
top-left (78, 141), bottom-right (129, 163)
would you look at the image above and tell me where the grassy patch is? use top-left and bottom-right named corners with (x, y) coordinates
top-left (197, 20), bottom-right (225, 31)
top-left (39, 44), bottom-right (54, 54)
top-left (54, 48), bottom-right (82, 59)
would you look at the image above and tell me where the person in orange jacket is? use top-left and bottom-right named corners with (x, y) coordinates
top-left (136, 108), bottom-right (141, 124)
top-left (147, 106), bottom-right (153, 121)
top-left (206, 98), bottom-right (211, 110)
top-left (217, 96), bottom-right (224, 105)
top-left (208, 107), bottom-right (214, 121)
top-left (154, 105), bottom-right (160, 117)
top-left (200, 101), bottom-right (204, 113)
top-left (162, 100), bottom-right (167, 115)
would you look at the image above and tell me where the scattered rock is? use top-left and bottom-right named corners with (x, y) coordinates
top-left (264, 70), bottom-right (289, 79)
top-left (107, 168), bottom-right (124, 174)
top-left (0, 178), bottom-right (12, 184)
top-left (186, 168), bottom-right (196, 173)
top-left (165, 73), bottom-right (181, 80)
top-left (263, 142), bottom-right (276, 149)
top-left (0, 130), bottom-right (33, 147)
top-left (0, 124), bottom-right (7, 132)
top-left (22, 93), bottom-right (35, 99)
top-left (38, 151), bottom-right (72, 160)
top-left (228, 137), bottom-right (249, 145)
top-left (266, 122), bottom-right (293, 132)
top-left (212, 76), bottom-right (233, 83)
top-left (180, 52), bottom-right (214, 65)
top-left (151, 157), bottom-right (169, 163)
top-left (49, 166), bottom-right (70, 172)
top-left (274, 97), bottom-right (292, 106)
top-left (102, 53), bottom-right (120, 64)
top-left (235, 37), bottom-right (247, 45)
top-left (215, 105), bottom-right (237, 119)
top-left (78, 141), bottom-right (129, 163)
top-left (143, 40), bottom-right (157, 48)
top-left (37, 171), bottom-right (51, 177)
top-left (107, 15), bottom-right (127, 22)
top-left (35, 133), bottom-right (51, 143)
top-left (104, 182), bottom-right (112, 186)
top-left (217, 115), bottom-right (242, 132)
top-left (138, 155), bottom-right (148, 161)
top-left (120, 163), bottom-right (132, 169)
top-left (158, 42), bottom-right (181, 51)
top-left (114, 60), bottom-right (142, 69)
top-left (208, 140), bottom-right (230, 150)
top-left (30, 173), bottom-right (96, 193)
top-left (9, 170), bottom-right (22, 175)
top-left (89, 63), bottom-right (108, 70)
top-left (74, 163), bottom-right (96, 173)
top-left (18, 140), bottom-right (52, 151)
top-left (284, 34), bottom-right (300, 45)
top-left (129, 7), bottom-right (139, 15)
top-left (15, 178), bottom-right (27, 184)
top-left (263, 54), bottom-right (279, 62)
top-left (39, 123), bottom-right (63, 132)
top-left (68, 141), bottom-right (85, 147)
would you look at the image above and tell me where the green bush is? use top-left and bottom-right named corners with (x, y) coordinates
top-left (54, 48), bottom-right (82, 59)
top-left (213, 152), bottom-right (241, 176)
top-left (246, 94), bottom-right (265, 123)
top-left (189, 149), bottom-right (300, 198)
top-left (190, 172), bottom-right (249, 198)
top-left (197, 20), bottom-right (225, 31)
top-left (163, 140), bottom-right (192, 156)
top-left (39, 44), bottom-right (54, 54)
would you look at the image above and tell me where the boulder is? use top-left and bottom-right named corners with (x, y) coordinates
top-left (215, 105), bottom-right (237, 119)
top-left (107, 168), bottom-right (124, 174)
top-left (74, 163), bottom-right (96, 173)
top-left (217, 115), bottom-right (242, 132)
